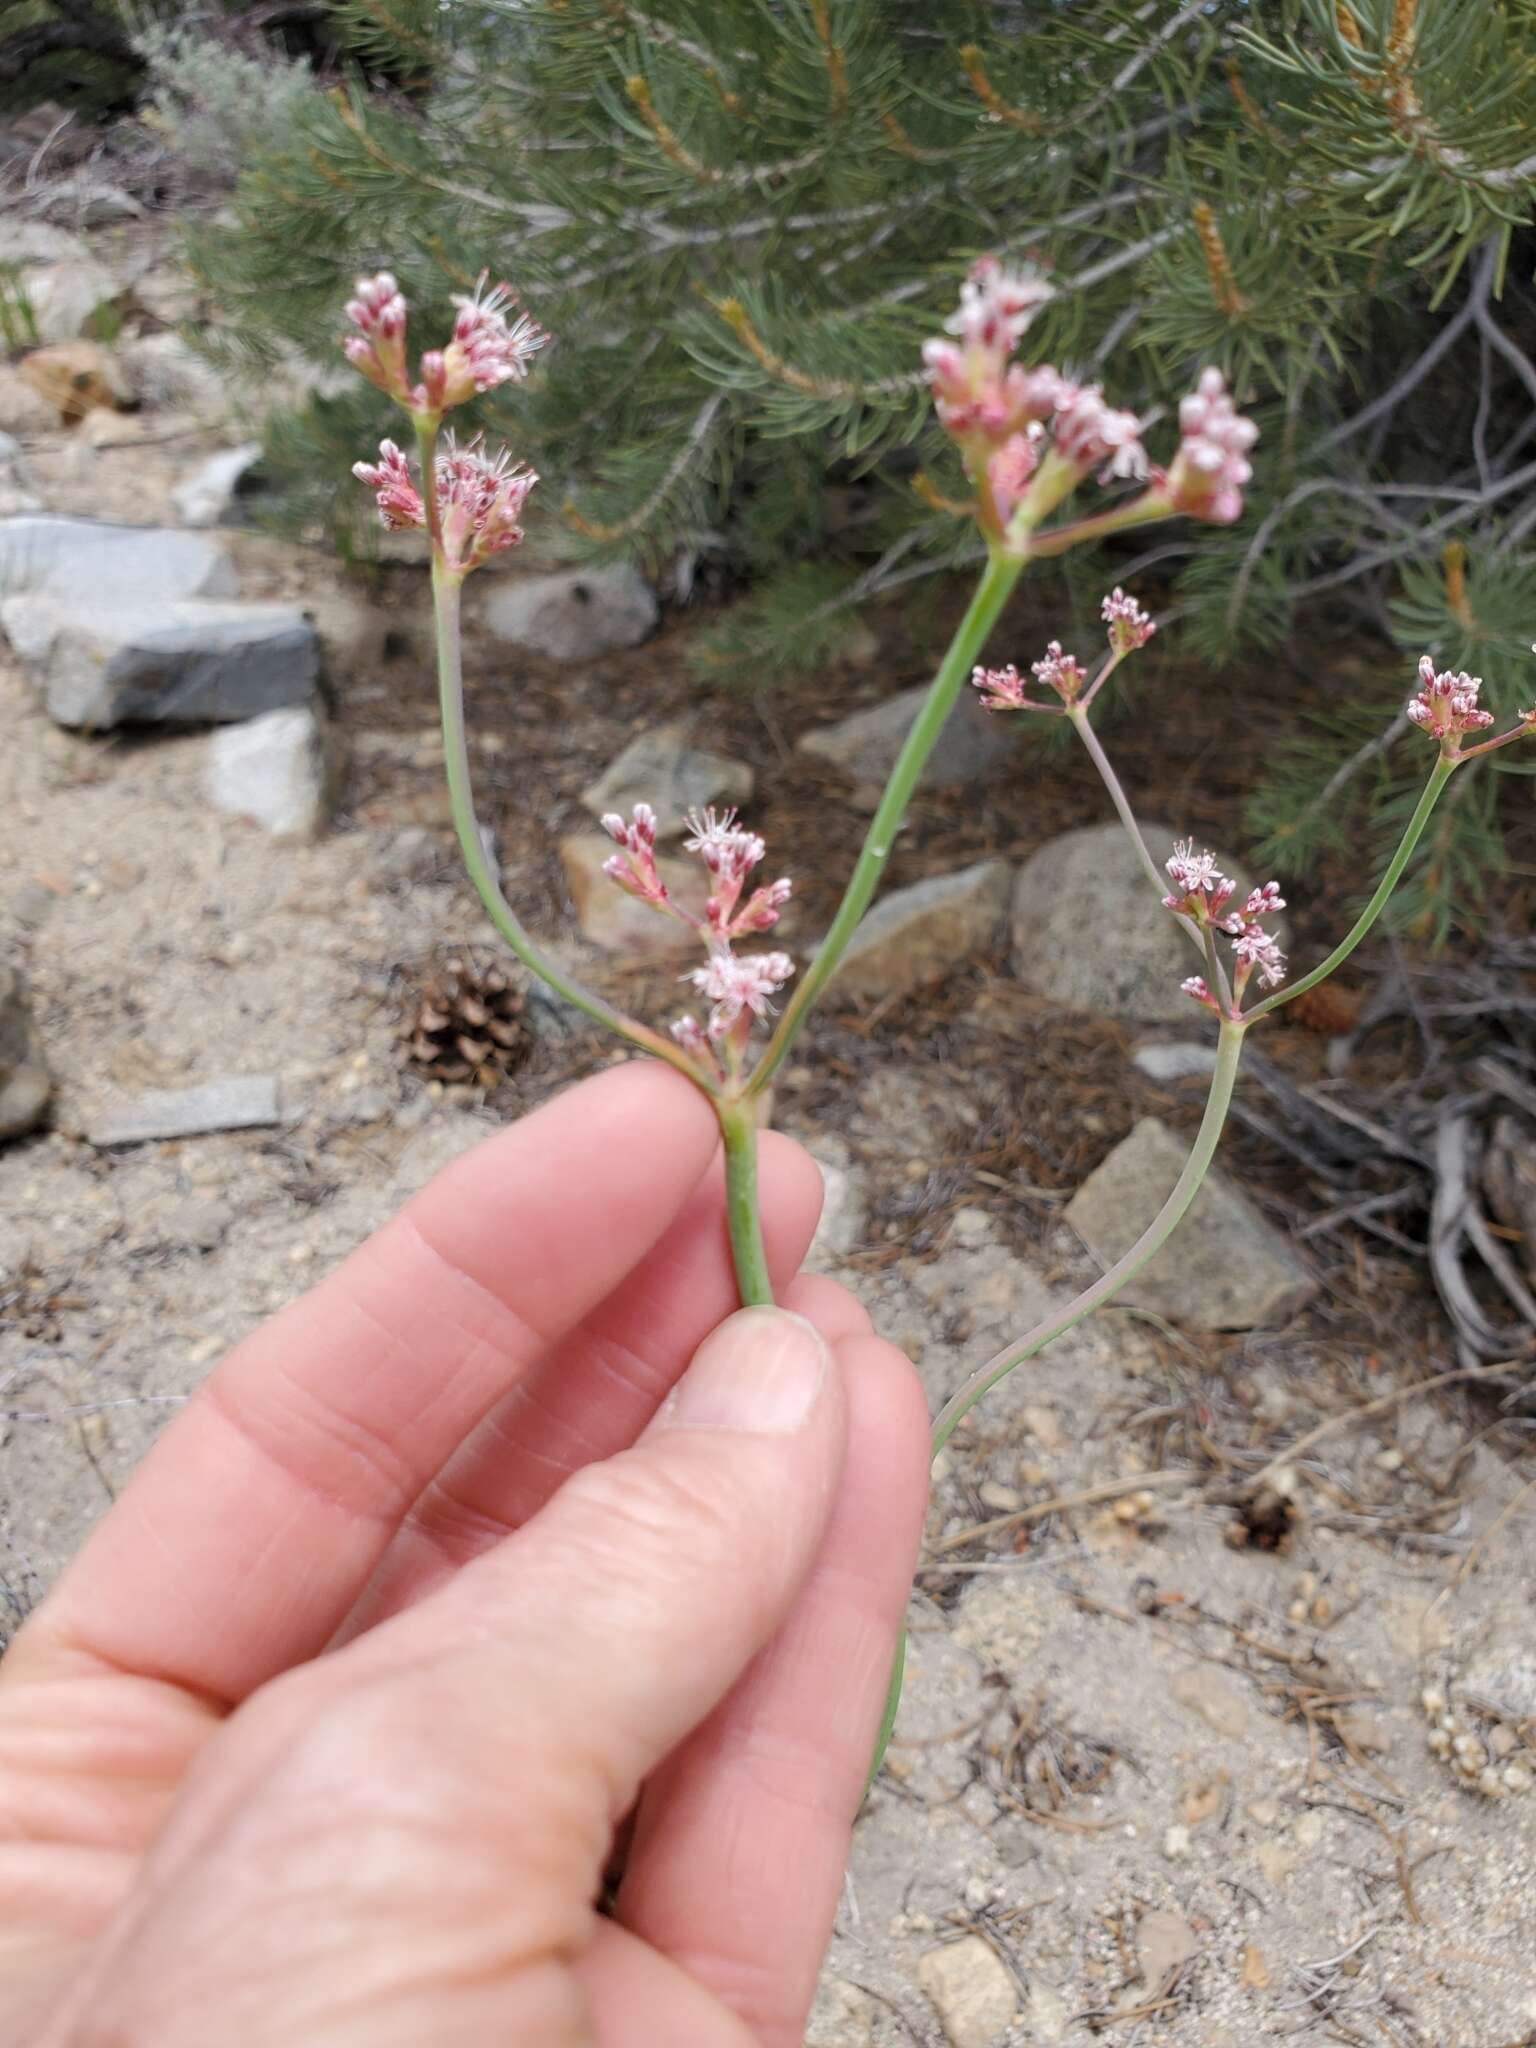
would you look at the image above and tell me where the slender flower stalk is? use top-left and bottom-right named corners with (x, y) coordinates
top-left (425, 541), bottom-right (704, 1088)
top-left (746, 546), bottom-right (1025, 1096)
top-left (1244, 754), bottom-right (1455, 1023)
top-left (931, 1016), bottom-right (1249, 1450)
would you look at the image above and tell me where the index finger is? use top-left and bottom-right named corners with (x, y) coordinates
top-left (7, 1063), bottom-right (720, 1706)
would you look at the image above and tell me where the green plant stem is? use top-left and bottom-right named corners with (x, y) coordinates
top-left (719, 1101), bottom-right (774, 1306)
top-left (747, 546), bottom-right (1024, 1096)
top-left (1244, 753), bottom-right (1457, 1024)
top-left (933, 1013), bottom-right (1247, 1449)
top-left (422, 503), bottom-right (705, 1086)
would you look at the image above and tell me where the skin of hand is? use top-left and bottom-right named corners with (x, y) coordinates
top-left (0, 1064), bottom-right (930, 2048)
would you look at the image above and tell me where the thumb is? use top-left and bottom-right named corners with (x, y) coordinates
top-left (406, 1302), bottom-right (848, 1805)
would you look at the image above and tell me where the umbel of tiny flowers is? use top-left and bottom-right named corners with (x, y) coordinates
top-left (600, 804), bottom-right (795, 1083)
top-left (972, 587), bottom-right (1156, 716)
top-left (344, 270), bottom-right (548, 422)
top-left (1405, 655), bottom-right (1536, 762)
top-left (353, 433), bottom-right (538, 578)
top-left (1164, 849), bottom-right (1288, 1019)
top-left (921, 255), bottom-right (1257, 554)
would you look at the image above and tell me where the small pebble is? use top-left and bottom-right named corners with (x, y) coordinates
top-left (978, 1481), bottom-right (1022, 1513)
top-left (1162, 1824), bottom-right (1190, 1860)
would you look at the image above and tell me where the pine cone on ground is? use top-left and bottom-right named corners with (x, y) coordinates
top-left (1285, 982), bottom-right (1361, 1036)
top-left (399, 954), bottom-right (531, 1085)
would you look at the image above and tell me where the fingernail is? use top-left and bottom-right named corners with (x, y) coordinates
top-left (659, 1308), bottom-right (828, 1435)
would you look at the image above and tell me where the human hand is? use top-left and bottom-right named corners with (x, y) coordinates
top-left (0, 1064), bottom-right (929, 2047)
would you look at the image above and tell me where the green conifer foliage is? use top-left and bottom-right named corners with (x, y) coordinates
top-left (185, 0), bottom-right (1536, 923)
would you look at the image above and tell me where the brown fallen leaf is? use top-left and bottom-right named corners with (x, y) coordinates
top-left (1180, 1768), bottom-right (1230, 1825)
top-left (18, 341), bottom-right (132, 425)
top-left (1240, 1944), bottom-right (1271, 1990)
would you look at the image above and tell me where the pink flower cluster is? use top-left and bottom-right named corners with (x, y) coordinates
top-left (353, 433), bottom-right (538, 575)
top-left (351, 439), bottom-right (421, 531)
top-left (1165, 844), bottom-right (1287, 1009)
top-left (971, 587), bottom-right (1157, 714)
top-left (442, 278), bottom-right (547, 402)
top-left (1162, 839), bottom-right (1236, 920)
top-left (344, 270), bottom-right (547, 418)
top-left (923, 259), bottom-right (1259, 534)
top-left (600, 805), bottom-right (796, 1065)
top-left (1101, 587), bottom-right (1156, 653)
top-left (1051, 385), bottom-right (1145, 484)
top-left (923, 261), bottom-right (1144, 520)
top-left (1162, 369), bottom-right (1257, 527)
top-left (1031, 642), bottom-right (1088, 702)
top-left (1405, 656), bottom-right (1495, 746)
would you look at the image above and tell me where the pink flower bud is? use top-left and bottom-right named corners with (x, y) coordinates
top-left (1031, 641), bottom-right (1088, 703)
top-left (1165, 368), bottom-right (1257, 525)
top-left (1405, 653), bottom-right (1496, 747)
top-left (601, 803), bottom-right (670, 909)
top-left (438, 274), bottom-right (549, 408)
top-left (342, 272), bottom-right (413, 404)
top-left (1052, 384), bottom-right (1146, 483)
top-left (971, 662), bottom-right (1031, 712)
top-left (352, 440), bottom-right (425, 531)
top-left (1101, 587), bottom-right (1156, 653)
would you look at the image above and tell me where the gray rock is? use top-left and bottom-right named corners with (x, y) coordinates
top-left (0, 432), bottom-right (41, 517)
top-left (829, 860), bottom-right (1012, 998)
top-left (917, 1936), bottom-right (1018, 2048)
top-left (799, 682), bottom-right (1016, 804)
top-left (1461, 1645), bottom-right (1536, 1725)
top-left (113, 333), bottom-right (228, 418)
top-left (1132, 1040), bottom-right (1219, 1083)
top-left (1065, 1116), bottom-right (1317, 1330)
top-left (9, 880), bottom-right (56, 929)
top-left (1011, 821), bottom-right (1285, 1025)
top-left (0, 223), bottom-right (87, 268)
top-left (559, 834), bottom-right (706, 955)
top-left (90, 1075), bottom-right (283, 1147)
top-left (482, 564), bottom-right (658, 661)
top-left (0, 966), bottom-right (52, 1144)
top-left (17, 256), bottom-right (120, 343)
top-left (580, 722), bottom-right (754, 837)
top-left (0, 517), bottom-right (236, 604)
top-left (172, 443), bottom-right (264, 528)
top-left (207, 705), bottom-right (333, 840)
top-left (5, 596), bottom-right (318, 729)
